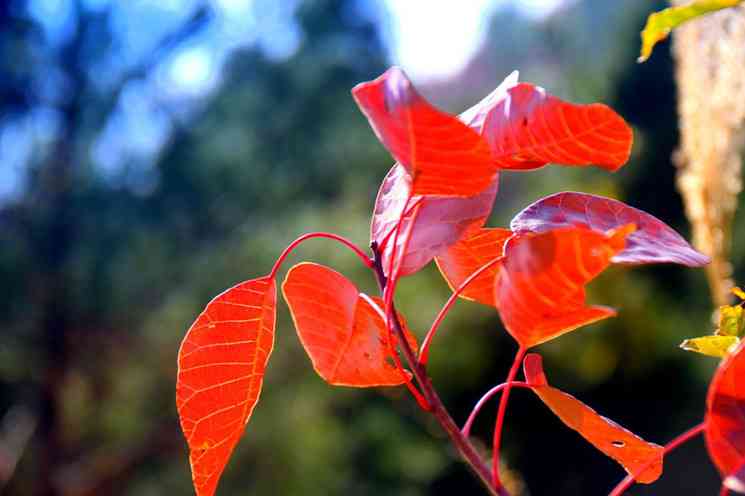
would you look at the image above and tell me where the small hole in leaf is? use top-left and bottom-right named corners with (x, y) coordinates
top-left (363, 352), bottom-right (372, 360)
top-left (611, 441), bottom-right (625, 448)
top-left (385, 356), bottom-right (396, 368)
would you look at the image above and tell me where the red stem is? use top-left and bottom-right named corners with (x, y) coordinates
top-left (419, 257), bottom-right (504, 366)
top-left (608, 421), bottom-right (706, 496)
top-left (376, 197), bottom-right (423, 255)
top-left (721, 485), bottom-right (731, 496)
top-left (492, 346), bottom-right (527, 488)
top-left (461, 381), bottom-right (531, 438)
top-left (268, 232), bottom-right (373, 280)
top-left (371, 243), bottom-right (505, 496)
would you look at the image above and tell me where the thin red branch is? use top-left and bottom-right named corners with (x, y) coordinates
top-left (268, 232), bottom-right (373, 280)
top-left (376, 196), bottom-right (423, 255)
top-left (461, 381), bottom-right (531, 438)
top-left (492, 347), bottom-right (527, 488)
top-left (608, 421), bottom-right (706, 496)
top-left (419, 257), bottom-right (504, 366)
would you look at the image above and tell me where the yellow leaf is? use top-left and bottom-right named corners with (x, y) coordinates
top-left (732, 286), bottom-right (745, 301)
top-left (680, 335), bottom-right (739, 358)
top-left (718, 305), bottom-right (745, 337)
top-left (639, 0), bottom-right (744, 63)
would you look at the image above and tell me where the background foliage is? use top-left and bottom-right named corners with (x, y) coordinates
top-left (0, 0), bottom-right (740, 494)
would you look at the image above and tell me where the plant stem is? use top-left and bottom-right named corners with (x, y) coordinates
top-left (491, 346), bottom-right (527, 488)
top-left (608, 421), bottom-right (706, 496)
top-left (268, 232), bottom-right (373, 280)
top-left (462, 381), bottom-right (531, 438)
top-left (721, 485), bottom-right (731, 496)
top-left (371, 243), bottom-right (506, 496)
top-left (419, 257), bottom-right (504, 366)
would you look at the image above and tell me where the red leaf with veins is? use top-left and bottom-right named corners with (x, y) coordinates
top-left (435, 228), bottom-right (512, 306)
top-left (177, 276), bottom-right (276, 496)
top-left (511, 191), bottom-right (709, 266)
top-left (524, 354), bottom-right (663, 483)
top-left (282, 262), bottom-right (417, 387)
top-left (496, 226), bottom-right (632, 347)
top-left (371, 163), bottom-right (499, 277)
top-left (461, 71), bottom-right (633, 171)
top-left (353, 67), bottom-right (498, 196)
top-left (705, 339), bottom-right (745, 493)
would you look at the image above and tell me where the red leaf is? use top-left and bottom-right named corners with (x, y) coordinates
top-left (495, 226), bottom-right (632, 347)
top-left (705, 339), bottom-right (745, 492)
top-left (353, 67), bottom-right (497, 196)
top-left (461, 72), bottom-right (633, 171)
top-left (510, 192), bottom-right (709, 266)
top-left (434, 227), bottom-right (512, 306)
top-left (282, 262), bottom-right (416, 387)
top-left (176, 276), bottom-right (277, 496)
top-left (371, 163), bottom-right (499, 277)
top-left (523, 354), bottom-right (664, 483)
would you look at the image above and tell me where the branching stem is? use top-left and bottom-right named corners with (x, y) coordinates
top-left (371, 243), bottom-right (506, 496)
top-left (491, 346), bottom-right (527, 488)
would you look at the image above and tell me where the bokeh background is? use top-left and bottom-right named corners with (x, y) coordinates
top-left (0, 0), bottom-right (740, 494)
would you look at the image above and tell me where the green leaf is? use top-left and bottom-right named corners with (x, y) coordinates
top-left (639, 0), bottom-right (744, 62)
top-left (680, 335), bottom-right (739, 358)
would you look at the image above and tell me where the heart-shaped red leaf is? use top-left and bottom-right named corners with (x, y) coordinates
top-left (353, 67), bottom-right (497, 197)
top-left (371, 163), bottom-right (499, 278)
top-left (461, 72), bottom-right (633, 171)
top-left (705, 339), bottom-right (745, 493)
top-left (282, 262), bottom-right (416, 387)
top-left (524, 354), bottom-right (663, 483)
top-left (496, 226), bottom-right (631, 347)
top-left (434, 227), bottom-right (512, 306)
top-left (511, 192), bottom-right (709, 266)
top-left (177, 276), bottom-right (277, 496)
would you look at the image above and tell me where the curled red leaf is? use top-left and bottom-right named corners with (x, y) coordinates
top-left (282, 262), bottom-right (416, 387)
top-left (462, 72), bottom-right (633, 171)
top-left (371, 164), bottom-right (499, 278)
top-left (177, 276), bottom-right (277, 496)
top-left (495, 226), bottom-right (632, 347)
top-left (524, 354), bottom-right (664, 483)
top-left (353, 67), bottom-right (497, 197)
top-left (511, 191), bottom-right (709, 266)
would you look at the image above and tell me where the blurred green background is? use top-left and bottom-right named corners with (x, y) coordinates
top-left (0, 0), bottom-right (739, 494)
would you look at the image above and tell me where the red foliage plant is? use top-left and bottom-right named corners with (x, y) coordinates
top-left (175, 67), bottom-right (733, 496)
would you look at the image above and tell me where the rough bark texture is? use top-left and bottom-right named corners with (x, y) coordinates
top-left (672, 1), bottom-right (745, 306)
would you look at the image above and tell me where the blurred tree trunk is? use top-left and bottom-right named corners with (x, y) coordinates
top-left (672, 1), bottom-right (745, 306)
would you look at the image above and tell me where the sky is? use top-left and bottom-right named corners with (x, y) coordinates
top-left (383, 0), bottom-right (573, 80)
top-left (0, 0), bottom-right (572, 201)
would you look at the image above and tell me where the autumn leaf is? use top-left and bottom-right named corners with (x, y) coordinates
top-left (523, 354), bottom-right (664, 483)
top-left (510, 192), bottom-right (710, 267)
top-left (680, 288), bottom-right (744, 358)
top-left (639, 0), bottom-right (743, 63)
top-left (370, 163), bottom-right (499, 278)
top-left (680, 335), bottom-right (738, 358)
top-left (434, 228), bottom-right (512, 306)
top-left (495, 225), bottom-right (632, 348)
top-left (461, 72), bottom-right (633, 172)
top-left (176, 276), bottom-right (277, 496)
top-left (282, 262), bottom-right (417, 387)
top-left (353, 67), bottom-right (497, 197)
top-left (705, 339), bottom-right (745, 493)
